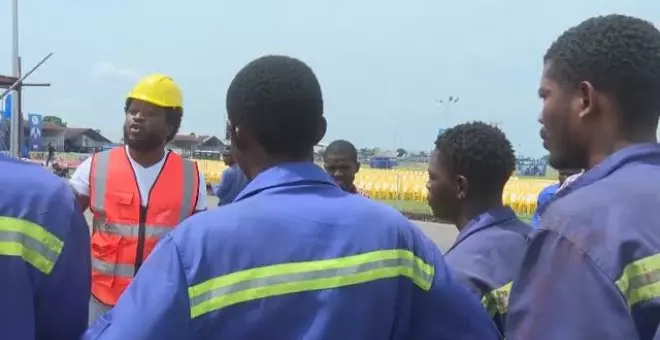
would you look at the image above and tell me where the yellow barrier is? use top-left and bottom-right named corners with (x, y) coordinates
top-left (196, 160), bottom-right (554, 215)
top-left (30, 153), bottom-right (552, 215)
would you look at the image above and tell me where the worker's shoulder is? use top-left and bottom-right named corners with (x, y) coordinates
top-left (542, 166), bottom-right (660, 280)
top-left (497, 218), bottom-right (534, 238)
top-left (0, 156), bottom-right (72, 197)
top-left (169, 192), bottom-right (423, 252)
top-left (181, 192), bottom-right (413, 233)
top-left (0, 157), bottom-right (76, 235)
top-left (449, 218), bottom-right (531, 267)
top-left (546, 164), bottom-right (660, 233)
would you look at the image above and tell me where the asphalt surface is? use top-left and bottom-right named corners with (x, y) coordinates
top-left (85, 196), bottom-right (458, 252)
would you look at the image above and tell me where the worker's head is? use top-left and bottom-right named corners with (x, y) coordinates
top-left (226, 55), bottom-right (326, 179)
top-left (557, 168), bottom-right (581, 186)
top-left (222, 146), bottom-right (235, 166)
top-left (324, 140), bottom-right (360, 191)
top-left (427, 122), bottom-right (515, 223)
top-left (123, 74), bottom-right (183, 152)
top-left (539, 15), bottom-right (660, 171)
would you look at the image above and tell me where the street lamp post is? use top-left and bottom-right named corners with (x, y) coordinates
top-left (9, 0), bottom-right (20, 157)
top-left (434, 95), bottom-right (459, 132)
top-left (5, 0), bottom-right (53, 158)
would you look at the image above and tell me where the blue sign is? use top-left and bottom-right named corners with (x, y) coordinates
top-left (0, 94), bottom-right (10, 150)
top-left (27, 113), bottom-right (43, 151)
top-left (2, 94), bottom-right (12, 120)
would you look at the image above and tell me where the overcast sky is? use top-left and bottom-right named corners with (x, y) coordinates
top-left (0, 0), bottom-right (658, 155)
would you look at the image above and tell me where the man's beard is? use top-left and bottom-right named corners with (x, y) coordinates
top-left (123, 129), bottom-right (162, 152)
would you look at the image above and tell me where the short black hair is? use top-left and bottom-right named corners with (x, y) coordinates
top-left (435, 121), bottom-right (515, 195)
top-left (324, 140), bottom-right (358, 162)
top-left (226, 55), bottom-right (324, 158)
top-left (164, 108), bottom-right (182, 142)
top-left (544, 14), bottom-right (660, 130)
top-left (124, 98), bottom-right (182, 142)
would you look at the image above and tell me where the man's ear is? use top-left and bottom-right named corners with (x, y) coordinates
top-left (232, 125), bottom-right (246, 152)
top-left (456, 175), bottom-right (469, 200)
top-left (313, 117), bottom-right (328, 145)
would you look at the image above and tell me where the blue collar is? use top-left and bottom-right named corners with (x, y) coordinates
top-left (234, 162), bottom-right (337, 202)
top-left (538, 143), bottom-right (660, 217)
top-left (447, 206), bottom-right (517, 253)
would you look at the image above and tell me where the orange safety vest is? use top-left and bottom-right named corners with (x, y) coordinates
top-left (89, 147), bottom-right (200, 306)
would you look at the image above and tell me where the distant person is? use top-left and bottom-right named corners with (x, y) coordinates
top-left (530, 168), bottom-right (581, 227)
top-left (215, 145), bottom-right (249, 206)
top-left (84, 55), bottom-right (500, 340)
top-left (507, 15), bottom-right (660, 339)
top-left (427, 121), bottom-right (533, 335)
top-left (45, 142), bottom-right (55, 166)
top-left (323, 139), bottom-right (367, 196)
top-left (0, 153), bottom-right (91, 339)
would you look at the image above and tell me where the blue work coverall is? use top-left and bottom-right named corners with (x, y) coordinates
top-left (444, 206), bottom-right (532, 334)
top-left (507, 143), bottom-right (660, 339)
top-left (85, 162), bottom-right (499, 340)
top-left (0, 154), bottom-right (91, 339)
top-left (215, 164), bottom-right (248, 206)
top-left (530, 183), bottom-right (558, 227)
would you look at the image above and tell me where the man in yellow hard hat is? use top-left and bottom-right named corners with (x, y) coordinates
top-left (69, 74), bottom-right (207, 325)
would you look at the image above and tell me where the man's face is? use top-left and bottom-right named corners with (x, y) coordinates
top-left (426, 150), bottom-right (462, 221)
top-left (123, 99), bottom-right (170, 152)
top-left (324, 153), bottom-right (359, 190)
top-left (539, 62), bottom-right (588, 170)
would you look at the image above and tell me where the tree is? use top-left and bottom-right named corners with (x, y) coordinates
top-left (43, 115), bottom-right (67, 127)
top-left (395, 148), bottom-right (408, 158)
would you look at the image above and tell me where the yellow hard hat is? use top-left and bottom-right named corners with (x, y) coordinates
top-left (127, 73), bottom-right (183, 109)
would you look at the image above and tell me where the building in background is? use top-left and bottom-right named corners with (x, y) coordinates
top-left (167, 133), bottom-right (226, 159)
top-left (38, 125), bottom-right (113, 153)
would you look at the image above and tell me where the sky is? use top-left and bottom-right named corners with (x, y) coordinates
top-left (1, 0), bottom-right (659, 156)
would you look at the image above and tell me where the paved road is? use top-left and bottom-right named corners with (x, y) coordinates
top-left (85, 196), bottom-right (457, 252)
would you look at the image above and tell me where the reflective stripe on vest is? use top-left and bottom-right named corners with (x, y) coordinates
top-left (92, 257), bottom-right (135, 277)
top-left (187, 249), bottom-right (435, 319)
top-left (89, 147), bottom-right (199, 306)
top-left (615, 253), bottom-right (660, 308)
top-left (91, 218), bottom-right (174, 238)
top-left (481, 281), bottom-right (512, 318)
top-left (0, 216), bottom-right (64, 274)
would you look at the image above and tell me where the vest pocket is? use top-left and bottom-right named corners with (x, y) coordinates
top-left (111, 191), bottom-right (138, 221)
top-left (91, 233), bottom-right (124, 286)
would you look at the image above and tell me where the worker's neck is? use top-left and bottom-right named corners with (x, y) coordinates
top-left (455, 197), bottom-right (503, 231)
top-left (128, 147), bottom-right (165, 167)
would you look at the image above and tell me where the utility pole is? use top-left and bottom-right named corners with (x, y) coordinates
top-left (9, 0), bottom-right (20, 157)
top-left (4, 0), bottom-right (52, 158)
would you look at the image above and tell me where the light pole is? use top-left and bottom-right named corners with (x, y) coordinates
top-left (9, 0), bottom-right (20, 157)
top-left (434, 95), bottom-right (459, 132)
top-left (5, 0), bottom-right (52, 158)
